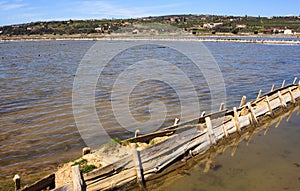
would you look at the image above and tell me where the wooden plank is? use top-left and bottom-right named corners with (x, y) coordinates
top-left (72, 165), bottom-right (83, 191)
top-left (84, 156), bottom-right (132, 182)
top-left (21, 173), bottom-right (55, 191)
top-left (153, 133), bottom-right (208, 173)
top-left (51, 184), bottom-right (72, 191)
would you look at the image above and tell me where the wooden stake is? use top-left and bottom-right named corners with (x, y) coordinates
top-left (82, 147), bottom-right (91, 156)
top-left (256, 90), bottom-right (262, 100)
top-left (271, 84), bottom-right (275, 92)
top-left (247, 102), bottom-right (258, 126)
top-left (277, 91), bottom-right (287, 108)
top-left (233, 107), bottom-right (241, 132)
top-left (173, 118), bottom-right (180, 126)
top-left (205, 117), bottom-right (216, 145)
top-left (219, 103), bottom-right (225, 111)
top-left (281, 80), bottom-right (286, 88)
top-left (293, 77), bottom-right (298, 84)
top-left (288, 87), bottom-right (295, 104)
top-left (72, 165), bottom-right (83, 191)
top-left (132, 147), bottom-right (145, 189)
top-left (265, 96), bottom-right (273, 116)
top-left (239, 96), bottom-right (247, 107)
top-left (13, 174), bottom-right (20, 191)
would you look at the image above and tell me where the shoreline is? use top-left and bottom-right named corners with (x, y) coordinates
top-left (1, 34), bottom-right (300, 45)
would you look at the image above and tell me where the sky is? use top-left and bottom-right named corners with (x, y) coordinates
top-left (0, 0), bottom-right (299, 26)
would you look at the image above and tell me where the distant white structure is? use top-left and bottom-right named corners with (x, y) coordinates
top-left (283, 29), bottom-right (294, 35)
top-left (95, 27), bottom-right (102, 32)
top-left (236, 24), bottom-right (247, 28)
top-left (132, 29), bottom-right (139, 34)
top-left (203, 22), bottom-right (223, 28)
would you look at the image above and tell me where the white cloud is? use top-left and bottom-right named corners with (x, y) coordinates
top-left (70, 1), bottom-right (182, 18)
top-left (0, 1), bottom-right (26, 11)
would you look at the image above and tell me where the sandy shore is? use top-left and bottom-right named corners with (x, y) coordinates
top-left (1, 33), bottom-right (300, 44)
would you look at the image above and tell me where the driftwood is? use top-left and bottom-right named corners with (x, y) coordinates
top-left (17, 79), bottom-right (300, 191)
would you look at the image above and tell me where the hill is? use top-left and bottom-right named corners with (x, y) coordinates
top-left (0, 14), bottom-right (299, 37)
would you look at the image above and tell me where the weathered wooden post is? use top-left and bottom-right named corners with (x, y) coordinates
top-left (219, 103), bottom-right (225, 111)
top-left (288, 87), bottom-right (295, 104)
top-left (82, 147), bottom-right (91, 156)
top-left (271, 84), bottom-right (275, 92)
top-left (239, 96), bottom-right (247, 107)
top-left (265, 96), bottom-right (273, 116)
top-left (293, 77), bottom-right (297, 84)
top-left (173, 118), bottom-right (180, 126)
top-left (205, 117), bottom-right (216, 145)
top-left (277, 91), bottom-right (287, 108)
top-left (135, 129), bottom-right (140, 138)
top-left (13, 174), bottom-right (20, 191)
top-left (281, 80), bottom-right (286, 88)
top-left (233, 107), bottom-right (241, 132)
top-left (256, 90), bottom-right (262, 100)
top-left (72, 165), bottom-right (83, 191)
top-left (247, 102), bottom-right (258, 126)
top-left (201, 111), bottom-right (206, 117)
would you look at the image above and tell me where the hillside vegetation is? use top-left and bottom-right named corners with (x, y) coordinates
top-left (0, 14), bottom-right (299, 36)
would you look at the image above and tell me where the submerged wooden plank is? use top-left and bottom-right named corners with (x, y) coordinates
top-left (21, 174), bottom-right (55, 191)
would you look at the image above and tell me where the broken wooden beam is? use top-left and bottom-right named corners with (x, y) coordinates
top-left (72, 165), bottom-right (84, 191)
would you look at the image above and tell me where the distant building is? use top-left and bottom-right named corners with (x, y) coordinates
top-left (132, 29), bottom-right (139, 34)
top-left (236, 24), bottom-right (247, 28)
top-left (283, 29), bottom-right (294, 35)
top-left (203, 22), bottom-right (223, 29)
top-left (95, 27), bottom-right (102, 32)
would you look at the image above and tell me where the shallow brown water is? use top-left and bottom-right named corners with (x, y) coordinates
top-left (164, 112), bottom-right (300, 191)
top-left (0, 40), bottom-right (300, 190)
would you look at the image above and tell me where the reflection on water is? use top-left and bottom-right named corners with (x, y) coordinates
top-left (0, 40), bottom-right (300, 189)
top-left (164, 106), bottom-right (300, 191)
